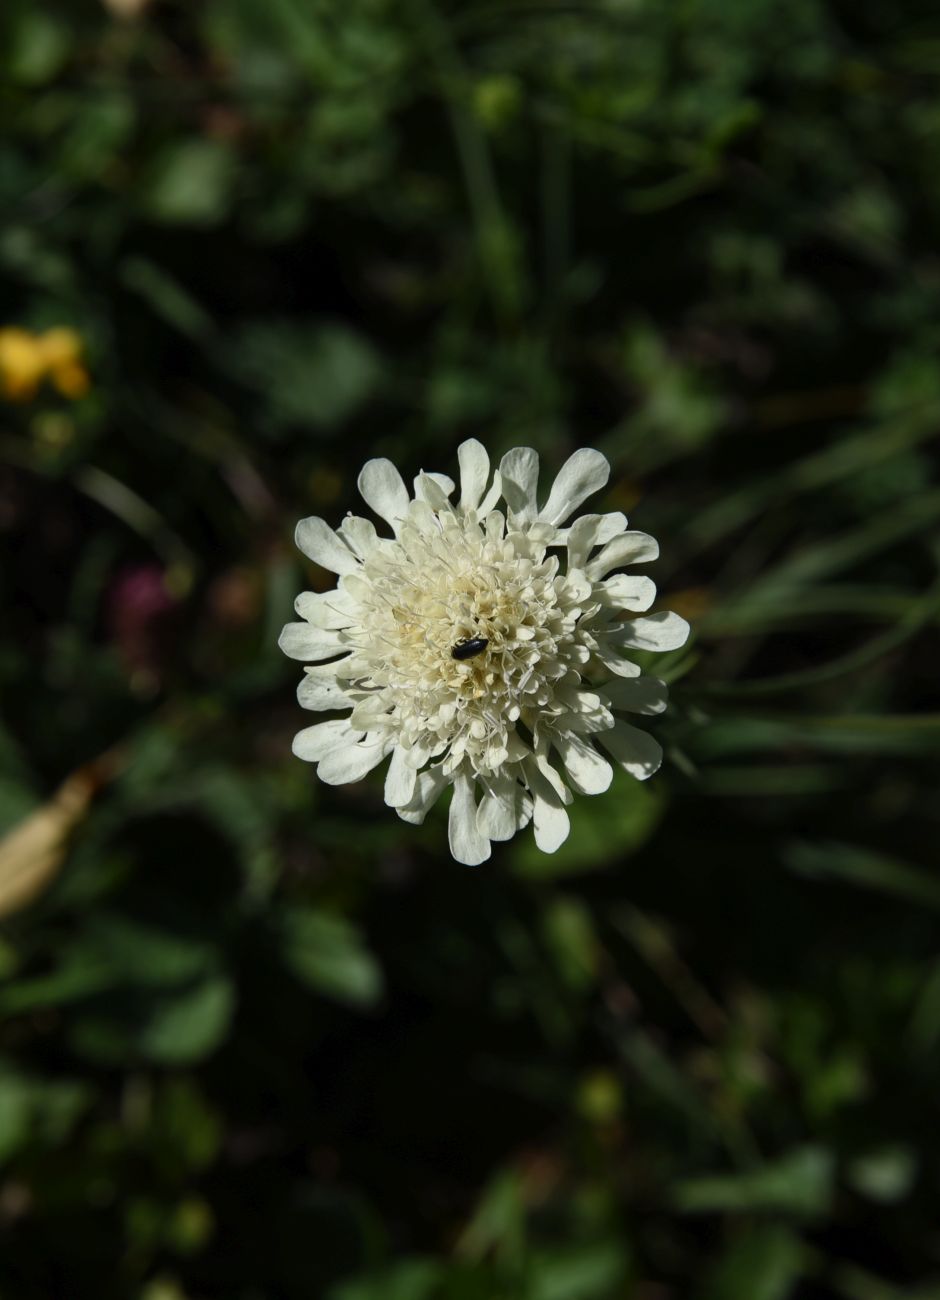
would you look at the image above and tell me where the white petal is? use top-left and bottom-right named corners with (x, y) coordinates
top-left (413, 472), bottom-right (454, 508)
top-left (448, 775), bottom-right (491, 865)
top-left (340, 573), bottom-right (373, 605)
top-left (604, 677), bottom-right (668, 715)
top-left (294, 589), bottom-right (357, 628)
top-left (523, 759), bottom-right (571, 853)
top-left (617, 610), bottom-right (690, 652)
top-left (337, 515), bottom-right (380, 558)
top-left (477, 470), bottom-right (503, 517)
top-left (384, 746), bottom-right (417, 808)
top-left (297, 670), bottom-right (351, 712)
top-left (397, 766), bottom-right (449, 825)
top-left (292, 719), bottom-right (363, 762)
top-left (592, 643), bottom-right (642, 678)
top-left (358, 458), bottom-right (411, 531)
top-left (484, 510), bottom-right (505, 542)
top-left (499, 447), bottom-right (540, 520)
top-left (561, 689), bottom-right (606, 719)
top-left (538, 448), bottom-right (609, 526)
top-left (403, 499), bottom-right (436, 535)
top-left (457, 439), bottom-right (490, 513)
top-left (317, 735), bottom-right (390, 785)
top-left (278, 623), bottom-right (346, 661)
top-left (552, 733), bottom-right (613, 795)
top-left (564, 512), bottom-right (627, 569)
top-left (295, 517), bottom-right (360, 575)
top-left (476, 776), bottom-right (526, 841)
top-left (586, 531), bottom-right (659, 579)
top-left (560, 571), bottom-right (592, 603)
top-left (603, 574), bottom-right (657, 612)
top-left (349, 698), bottom-right (392, 732)
top-left (532, 792), bottom-right (570, 853)
top-left (600, 721), bottom-right (663, 780)
top-left (534, 753), bottom-right (572, 801)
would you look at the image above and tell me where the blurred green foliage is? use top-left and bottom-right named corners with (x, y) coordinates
top-left (1, 0), bottom-right (939, 1296)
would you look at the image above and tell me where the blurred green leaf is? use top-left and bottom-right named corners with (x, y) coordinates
top-left (5, 9), bottom-right (69, 85)
top-left (152, 1078), bottom-right (223, 1173)
top-left (60, 93), bottom-right (136, 182)
top-left (847, 1145), bottom-right (917, 1205)
top-left (830, 1263), bottom-right (940, 1300)
top-left (457, 1169), bottom-right (525, 1265)
top-left (83, 914), bottom-right (219, 988)
top-left (529, 1241), bottom-right (628, 1300)
top-left (541, 896), bottom-right (598, 991)
top-left (135, 975), bottom-right (236, 1064)
top-left (784, 842), bottom-right (940, 911)
top-left (694, 715), bottom-right (940, 759)
top-left (142, 141), bottom-right (237, 226)
top-left (673, 1147), bottom-right (835, 1219)
top-left (698, 1224), bottom-right (806, 1300)
top-left (331, 1259), bottom-right (441, 1300)
top-left (121, 257), bottom-right (216, 343)
top-left (0, 1068), bottom-right (35, 1163)
top-left (279, 908), bottom-right (383, 1008)
top-left (0, 1063), bottom-right (89, 1164)
top-left (231, 319), bottom-right (382, 434)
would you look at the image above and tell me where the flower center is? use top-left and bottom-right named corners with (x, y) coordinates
top-left (342, 508), bottom-right (587, 773)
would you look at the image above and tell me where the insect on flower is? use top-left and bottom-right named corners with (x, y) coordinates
top-left (451, 637), bottom-right (489, 661)
top-left (280, 441), bottom-right (690, 864)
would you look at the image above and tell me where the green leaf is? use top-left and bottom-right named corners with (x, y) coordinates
top-left (5, 10), bottom-right (69, 85)
top-left (541, 896), bottom-right (598, 991)
top-left (0, 1064), bottom-right (89, 1165)
top-left (136, 975), bottom-right (236, 1064)
top-left (59, 93), bottom-right (135, 181)
top-left (83, 914), bottom-right (219, 988)
top-left (231, 319), bottom-right (383, 434)
top-left (457, 1169), bottom-right (524, 1264)
top-left (0, 953), bottom-right (116, 1015)
top-left (784, 841), bottom-right (940, 911)
top-left (330, 1260), bottom-right (441, 1300)
top-left (695, 715), bottom-right (940, 758)
top-left (279, 908), bottom-right (383, 1008)
top-left (847, 1146), bottom-right (917, 1205)
top-left (142, 140), bottom-right (237, 226)
top-left (699, 1224), bottom-right (806, 1300)
top-left (121, 257), bottom-right (216, 343)
top-left (0, 1068), bottom-right (34, 1163)
top-left (151, 1078), bottom-right (223, 1173)
top-left (673, 1147), bottom-right (834, 1220)
top-left (529, 1241), bottom-right (629, 1300)
top-left (0, 914), bottom-right (218, 1016)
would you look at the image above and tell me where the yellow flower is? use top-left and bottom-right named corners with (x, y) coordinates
top-left (0, 326), bottom-right (91, 403)
top-left (36, 326), bottom-right (82, 369)
top-left (38, 327), bottom-right (91, 399)
top-left (0, 328), bottom-right (47, 402)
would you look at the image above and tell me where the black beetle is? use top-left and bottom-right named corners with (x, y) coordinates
top-left (452, 637), bottom-right (489, 661)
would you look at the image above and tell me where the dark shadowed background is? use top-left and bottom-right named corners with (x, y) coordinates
top-left (1, 1), bottom-right (939, 1297)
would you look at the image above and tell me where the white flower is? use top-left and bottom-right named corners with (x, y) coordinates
top-left (280, 441), bottom-right (689, 865)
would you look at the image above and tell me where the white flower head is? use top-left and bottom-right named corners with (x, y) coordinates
top-left (280, 442), bottom-right (689, 865)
